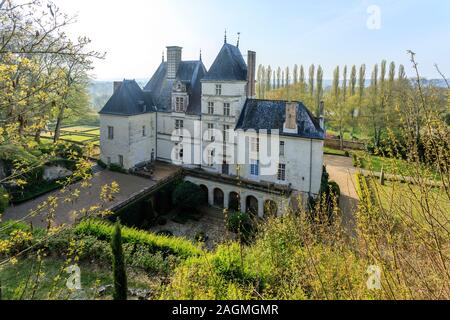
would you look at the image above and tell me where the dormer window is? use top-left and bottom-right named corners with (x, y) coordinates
top-left (175, 97), bottom-right (184, 112)
top-left (215, 84), bottom-right (222, 95)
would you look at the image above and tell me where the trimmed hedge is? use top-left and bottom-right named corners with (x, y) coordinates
top-left (74, 219), bottom-right (202, 259)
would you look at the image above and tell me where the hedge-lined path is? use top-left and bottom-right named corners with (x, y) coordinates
top-left (324, 155), bottom-right (358, 236)
top-left (3, 163), bottom-right (179, 228)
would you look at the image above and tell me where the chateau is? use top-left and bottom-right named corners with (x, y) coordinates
top-left (99, 38), bottom-right (325, 217)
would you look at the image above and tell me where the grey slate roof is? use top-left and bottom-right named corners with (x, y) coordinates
top-left (99, 80), bottom-right (156, 116)
top-left (203, 43), bottom-right (247, 81)
top-left (143, 60), bottom-right (206, 115)
top-left (235, 99), bottom-right (325, 140)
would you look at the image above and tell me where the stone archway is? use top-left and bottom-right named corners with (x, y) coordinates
top-left (213, 188), bottom-right (224, 208)
top-left (228, 192), bottom-right (240, 212)
top-left (246, 195), bottom-right (258, 217)
top-left (264, 200), bottom-right (278, 217)
top-left (199, 184), bottom-right (208, 204)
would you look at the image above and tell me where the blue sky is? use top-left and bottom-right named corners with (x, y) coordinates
top-left (56, 0), bottom-right (450, 80)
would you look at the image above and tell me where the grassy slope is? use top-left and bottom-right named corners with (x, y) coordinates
top-left (0, 257), bottom-right (157, 300)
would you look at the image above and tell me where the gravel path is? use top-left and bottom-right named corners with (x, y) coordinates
top-left (3, 170), bottom-right (155, 228)
top-left (324, 155), bottom-right (359, 235)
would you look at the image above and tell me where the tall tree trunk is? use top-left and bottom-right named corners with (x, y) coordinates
top-left (34, 128), bottom-right (41, 143)
top-left (53, 105), bottom-right (65, 143)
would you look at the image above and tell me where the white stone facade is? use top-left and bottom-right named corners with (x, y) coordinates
top-left (100, 113), bottom-right (156, 170)
top-left (100, 44), bottom-right (324, 215)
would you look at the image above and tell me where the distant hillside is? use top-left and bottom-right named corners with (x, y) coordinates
top-left (89, 79), bottom-right (148, 111)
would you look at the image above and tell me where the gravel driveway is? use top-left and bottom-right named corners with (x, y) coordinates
top-left (324, 154), bottom-right (359, 235)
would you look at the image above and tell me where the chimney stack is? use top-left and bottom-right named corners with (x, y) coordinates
top-left (247, 50), bottom-right (256, 98)
top-left (166, 46), bottom-right (182, 79)
top-left (113, 81), bottom-right (122, 93)
top-left (284, 102), bottom-right (298, 133)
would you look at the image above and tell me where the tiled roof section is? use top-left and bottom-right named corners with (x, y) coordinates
top-left (143, 60), bottom-right (206, 115)
top-left (203, 43), bottom-right (248, 81)
top-left (99, 80), bottom-right (156, 116)
top-left (235, 99), bottom-right (325, 139)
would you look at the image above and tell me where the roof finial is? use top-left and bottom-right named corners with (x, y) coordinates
top-left (224, 29), bottom-right (227, 44)
top-left (199, 49), bottom-right (202, 61)
top-left (162, 51), bottom-right (164, 62)
top-left (237, 32), bottom-right (241, 47)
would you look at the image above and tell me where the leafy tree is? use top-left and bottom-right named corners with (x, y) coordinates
top-left (172, 181), bottom-right (205, 210)
top-left (111, 220), bottom-right (127, 300)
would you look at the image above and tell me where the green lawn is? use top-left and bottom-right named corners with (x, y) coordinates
top-left (61, 125), bottom-right (99, 133)
top-left (369, 179), bottom-right (449, 225)
top-left (0, 256), bottom-right (153, 300)
top-left (324, 147), bottom-right (348, 157)
top-left (60, 134), bottom-right (98, 143)
top-left (355, 153), bottom-right (441, 180)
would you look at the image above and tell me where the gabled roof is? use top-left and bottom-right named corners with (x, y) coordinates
top-left (143, 60), bottom-right (206, 115)
top-left (203, 43), bottom-right (247, 81)
top-left (99, 80), bottom-right (156, 116)
top-left (235, 99), bottom-right (325, 140)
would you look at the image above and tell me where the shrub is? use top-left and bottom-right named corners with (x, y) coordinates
top-left (97, 159), bottom-right (107, 169)
top-left (75, 219), bottom-right (202, 258)
top-left (55, 143), bottom-right (83, 159)
top-left (172, 181), bottom-right (205, 210)
top-left (194, 231), bottom-right (207, 243)
top-left (156, 216), bottom-right (167, 226)
top-left (109, 163), bottom-right (128, 174)
top-left (0, 186), bottom-right (10, 214)
top-left (226, 211), bottom-right (255, 243)
top-left (156, 230), bottom-right (173, 237)
top-left (344, 150), bottom-right (350, 157)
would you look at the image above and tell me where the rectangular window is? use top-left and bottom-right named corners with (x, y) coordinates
top-left (175, 97), bottom-right (184, 112)
top-left (278, 164), bottom-right (286, 181)
top-left (223, 125), bottom-right (230, 142)
top-left (142, 125), bottom-right (146, 137)
top-left (208, 123), bottom-right (214, 141)
top-left (280, 141), bottom-right (285, 156)
top-left (118, 155), bottom-right (124, 168)
top-left (208, 102), bottom-right (214, 115)
top-left (215, 84), bottom-right (222, 95)
top-left (250, 137), bottom-right (260, 153)
top-left (108, 126), bottom-right (114, 140)
top-left (250, 160), bottom-right (260, 176)
top-left (175, 119), bottom-right (184, 130)
top-left (224, 103), bottom-right (230, 116)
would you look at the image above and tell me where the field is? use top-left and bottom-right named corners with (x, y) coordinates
top-left (42, 125), bottom-right (100, 146)
top-left (369, 179), bottom-right (449, 224)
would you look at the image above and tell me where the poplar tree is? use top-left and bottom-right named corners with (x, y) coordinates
top-left (277, 67), bottom-right (281, 89)
top-left (293, 64), bottom-right (298, 84)
top-left (266, 65), bottom-right (272, 91)
top-left (350, 65), bottom-right (357, 96)
top-left (315, 65), bottom-right (324, 116)
top-left (299, 65), bottom-right (306, 98)
top-left (342, 65), bottom-right (348, 103)
top-left (308, 64), bottom-right (315, 99)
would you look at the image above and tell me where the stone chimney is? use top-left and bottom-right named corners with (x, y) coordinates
top-left (113, 81), bottom-right (122, 93)
top-left (247, 50), bottom-right (256, 98)
top-left (166, 46), bottom-right (182, 79)
top-left (319, 100), bottom-right (325, 130)
top-left (283, 102), bottom-right (298, 133)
